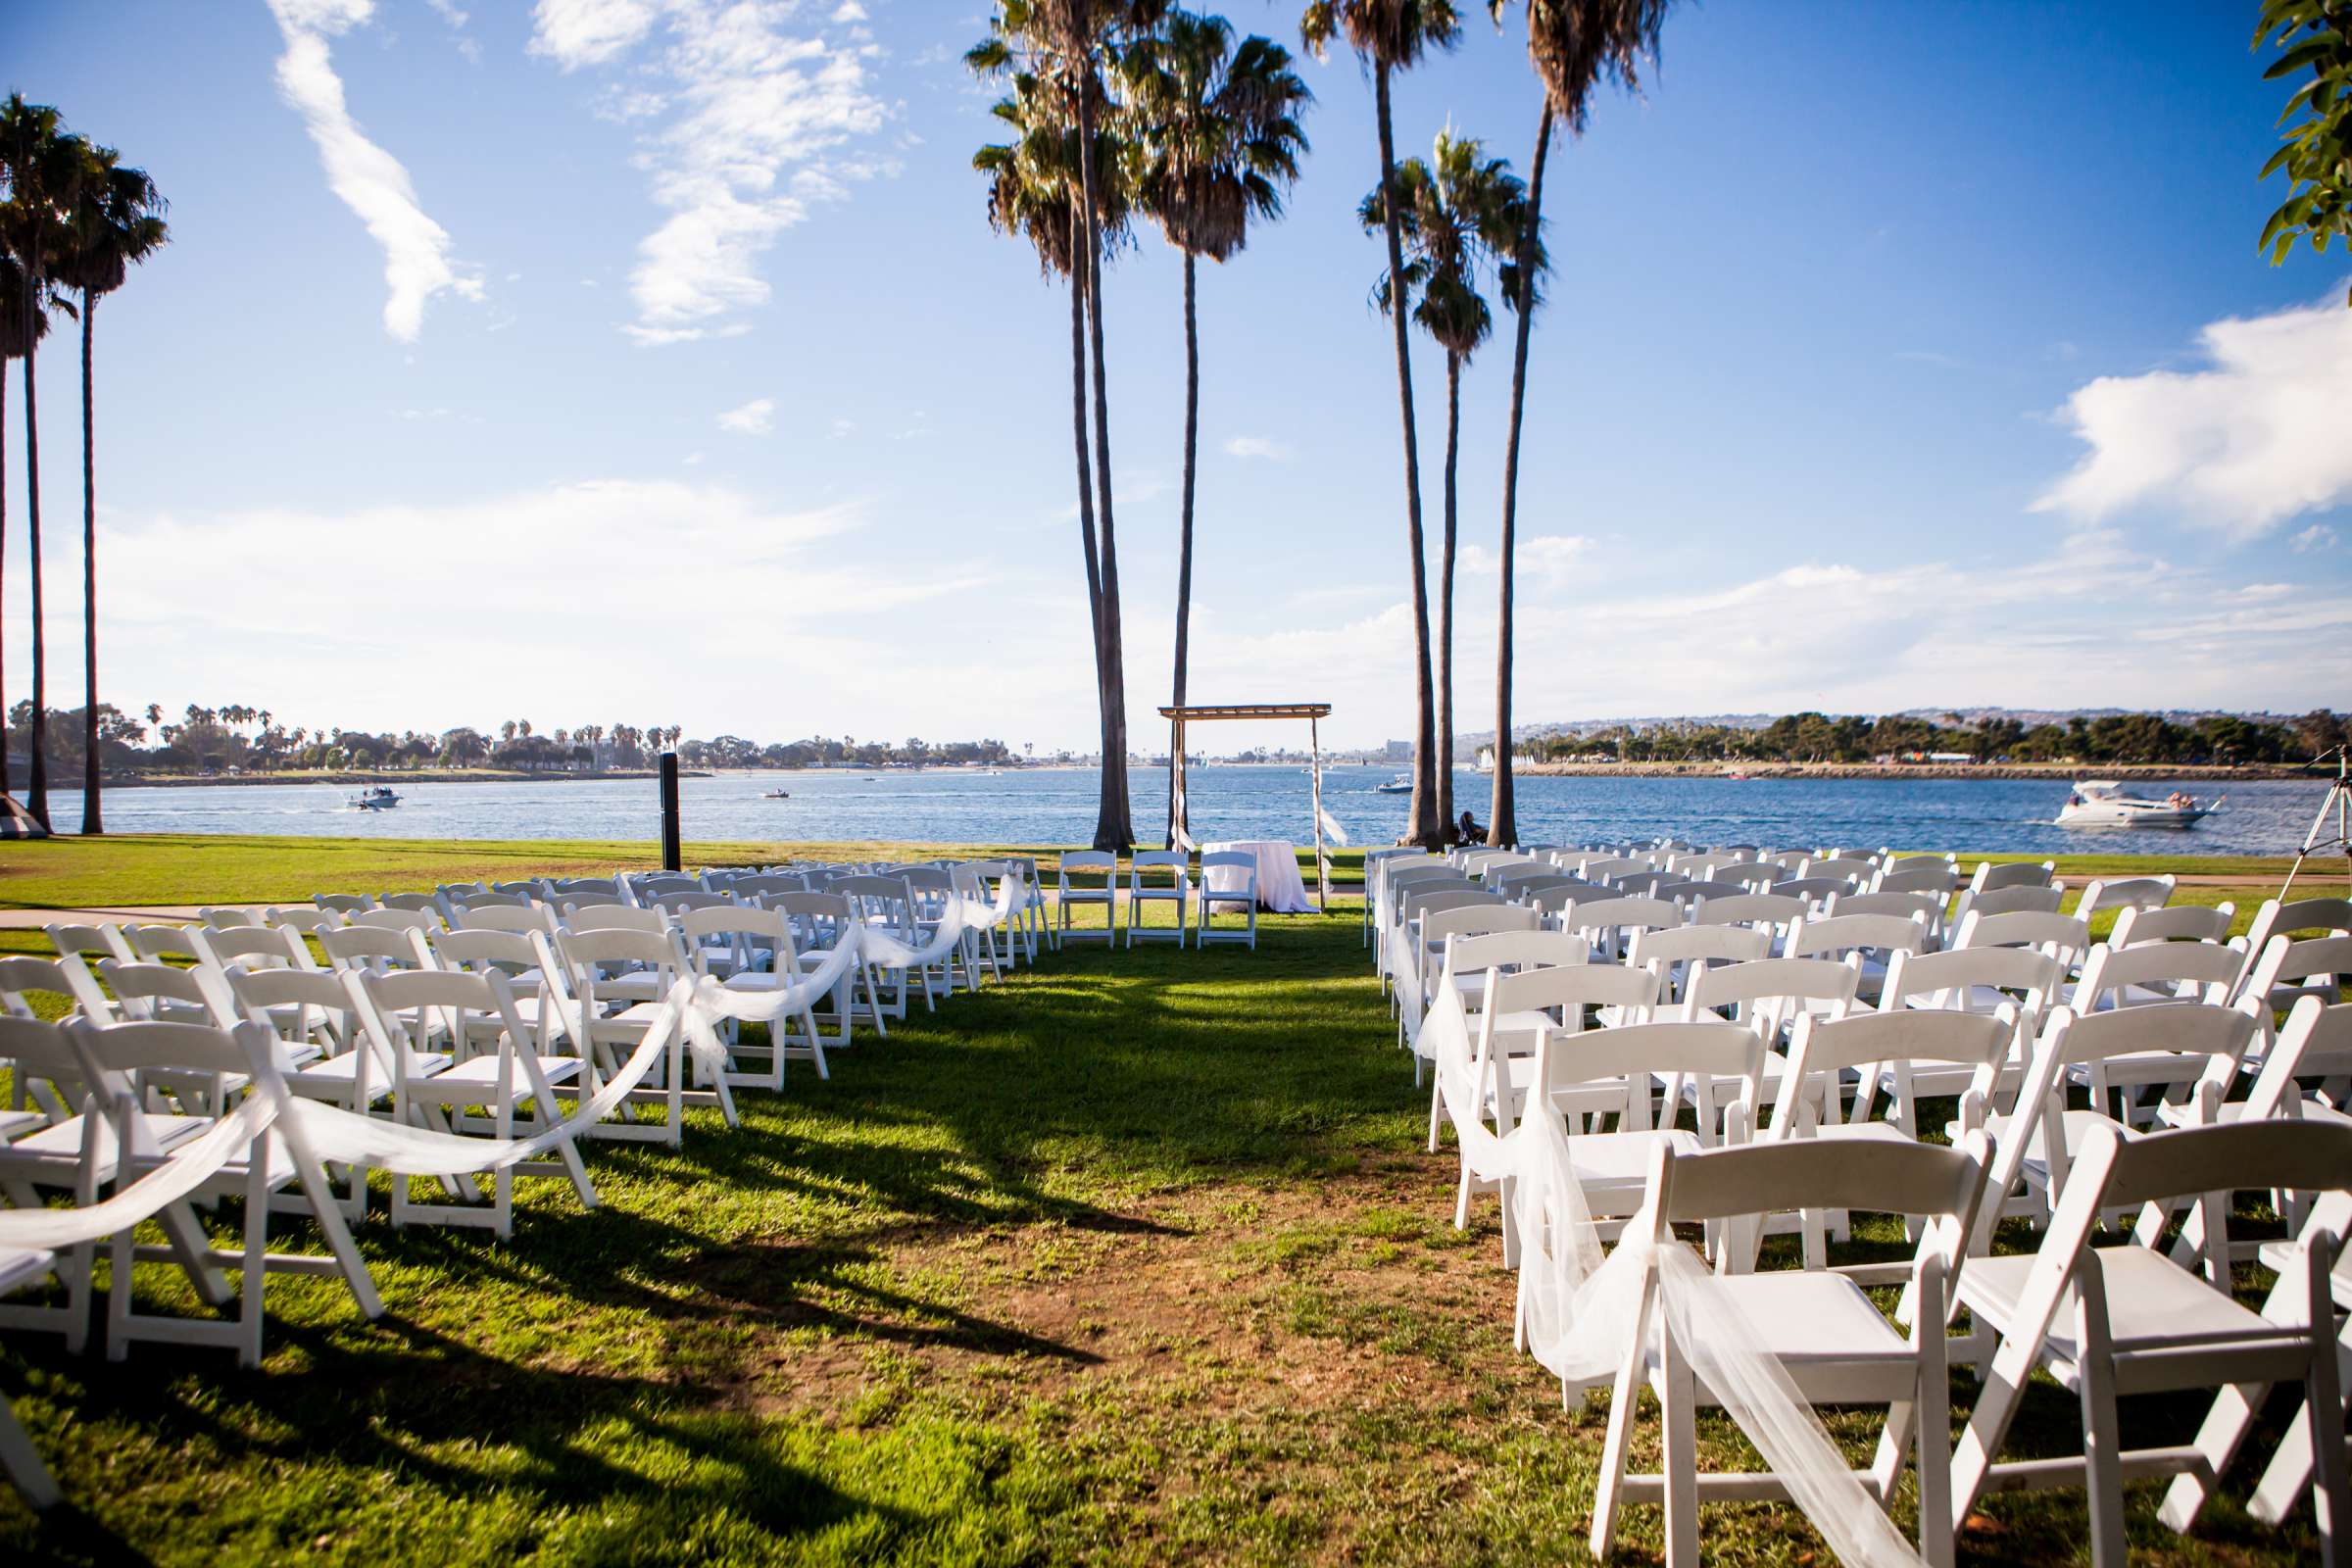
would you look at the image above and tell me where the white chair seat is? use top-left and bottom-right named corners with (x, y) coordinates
top-left (1566, 1128), bottom-right (1701, 1195)
top-left (0, 1110), bottom-right (209, 1179)
top-left (411, 1054), bottom-right (584, 1100)
top-left (2157, 1097), bottom-right (2352, 1131)
top-left (2255, 1237), bottom-right (2352, 1298)
top-left (1960, 1248), bottom-right (2272, 1367)
top-left (0, 1108), bottom-right (45, 1142)
top-left (1687, 1270), bottom-right (1912, 1370)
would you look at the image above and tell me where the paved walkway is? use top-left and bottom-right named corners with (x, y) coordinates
top-left (0, 905), bottom-right (218, 929)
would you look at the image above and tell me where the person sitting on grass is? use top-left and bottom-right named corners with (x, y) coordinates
top-left (1456, 809), bottom-right (1486, 845)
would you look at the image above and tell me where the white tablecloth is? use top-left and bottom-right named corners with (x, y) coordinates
top-left (1201, 840), bottom-right (1313, 914)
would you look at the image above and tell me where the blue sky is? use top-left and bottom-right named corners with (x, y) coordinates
top-left (5, 0), bottom-right (2348, 754)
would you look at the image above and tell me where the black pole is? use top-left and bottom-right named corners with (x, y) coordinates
top-left (659, 751), bottom-right (682, 871)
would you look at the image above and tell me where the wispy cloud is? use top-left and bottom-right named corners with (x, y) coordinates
top-left (530, 0), bottom-right (892, 345)
top-left (1224, 435), bottom-right (1291, 461)
top-left (1459, 533), bottom-right (1593, 588)
top-left (265, 0), bottom-right (480, 342)
top-left (2033, 292), bottom-right (2352, 536)
top-left (2293, 523), bottom-right (2338, 554)
top-left (716, 396), bottom-right (775, 434)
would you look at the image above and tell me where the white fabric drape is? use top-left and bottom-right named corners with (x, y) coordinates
top-left (1422, 977), bottom-right (1923, 1568)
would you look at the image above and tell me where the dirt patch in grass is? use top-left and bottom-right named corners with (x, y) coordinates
top-left (723, 1159), bottom-right (1528, 1429)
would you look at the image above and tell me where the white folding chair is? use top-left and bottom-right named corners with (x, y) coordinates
top-left (1056, 851), bottom-right (1118, 944)
top-left (1197, 852), bottom-right (1259, 950)
top-left (1590, 1133), bottom-right (1991, 1568)
top-left (1948, 1120), bottom-right (2352, 1566)
top-left (1124, 851), bottom-right (1190, 948)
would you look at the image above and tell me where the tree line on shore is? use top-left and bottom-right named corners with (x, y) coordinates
top-left (9, 702), bottom-right (1017, 777)
top-left (1514, 708), bottom-right (2348, 768)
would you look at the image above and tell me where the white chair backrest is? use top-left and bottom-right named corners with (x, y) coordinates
top-left (2072, 939), bottom-right (2243, 1012)
top-left (0, 953), bottom-right (108, 1020)
top-left (1683, 956), bottom-right (1859, 1031)
top-left (1953, 908), bottom-right (2092, 971)
top-left (1534, 1019), bottom-right (1764, 1139)
top-left (1970, 860), bottom-right (2054, 893)
top-left (1059, 852), bottom-right (1116, 888)
top-left (95, 958), bottom-right (235, 1026)
top-left (2106, 903), bottom-right (2233, 948)
top-left (1950, 884), bottom-right (2065, 924)
top-left (1826, 889), bottom-right (1946, 928)
top-left (1687, 892), bottom-right (1807, 935)
top-left (1628, 923), bottom-right (1773, 970)
top-left (343, 906), bottom-right (442, 936)
top-left (562, 903), bottom-right (665, 934)
top-left (188, 923), bottom-right (316, 973)
top-left (377, 892), bottom-right (442, 914)
top-left (318, 923), bottom-right (434, 974)
top-left (1445, 929), bottom-right (1591, 981)
top-left (453, 902), bottom-right (559, 936)
top-left (1880, 945), bottom-right (2062, 1018)
top-left (120, 923), bottom-right (203, 963)
top-left (263, 906), bottom-right (343, 934)
top-left (197, 906), bottom-right (260, 929)
top-left (2075, 874), bottom-right (2176, 922)
top-left (1774, 1009), bottom-right (2010, 1137)
top-left (315, 893), bottom-right (374, 915)
top-left (1786, 911), bottom-right (1930, 963)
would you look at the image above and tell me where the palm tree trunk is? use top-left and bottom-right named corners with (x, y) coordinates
top-left (0, 332), bottom-right (8, 808)
top-left (1169, 248), bottom-right (1199, 848)
top-left (22, 343), bottom-right (47, 829)
top-left (79, 295), bottom-right (100, 834)
top-left (1074, 72), bottom-right (1133, 853)
top-left (1373, 63), bottom-right (1441, 849)
top-left (1068, 213), bottom-right (1105, 642)
top-left (1440, 349), bottom-right (1459, 840)
top-left (1489, 106), bottom-right (1552, 848)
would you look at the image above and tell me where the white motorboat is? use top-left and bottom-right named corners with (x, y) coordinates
top-left (1374, 773), bottom-right (1413, 796)
top-left (2055, 780), bottom-right (2221, 829)
top-left (345, 785), bottom-right (401, 811)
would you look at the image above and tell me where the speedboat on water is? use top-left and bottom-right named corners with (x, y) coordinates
top-left (762, 788), bottom-right (791, 799)
top-left (1374, 773), bottom-right (1413, 795)
top-left (2055, 780), bottom-right (2221, 829)
top-left (345, 786), bottom-right (400, 810)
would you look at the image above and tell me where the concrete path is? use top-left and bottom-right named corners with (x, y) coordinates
top-left (0, 905), bottom-right (220, 929)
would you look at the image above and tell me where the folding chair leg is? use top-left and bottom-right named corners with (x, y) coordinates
top-left (1661, 1345), bottom-right (1701, 1567)
top-left (1590, 1291), bottom-right (1650, 1563)
top-left (2076, 1281), bottom-right (2129, 1568)
top-left (1426, 1076), bottom-right (1444, 1153)
top-left (2244, 1312), bottom-right (2352, 1525)
top-left (0, 1394), bottom-right (58, 1510)
top-left (2301, 1244), bottom-right (2350, 1566)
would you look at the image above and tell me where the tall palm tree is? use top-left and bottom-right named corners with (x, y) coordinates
top-left (1, 98), bottom-right (84, 831)
top-left (973, 1), bottom-right (1151, 850)
top-left (60, 144), bottom-right (168, 835)
top-left (1300, 0), bottom-right (1460, 848)
top-left (0, 256), bottom-right (50, 812)
top-left (1123, 13), bottom-right (1310, 844)
top-left (1359, 132), bottom-right (1529, 837)
top-left (1484, 0), bottom-right (1671, 845)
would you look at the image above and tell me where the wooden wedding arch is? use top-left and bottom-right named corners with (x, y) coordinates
top-left (1158, 702), bottom-right (1335, 912)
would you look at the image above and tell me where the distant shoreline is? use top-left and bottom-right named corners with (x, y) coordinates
top-left (79, 759), bottom-right (2319, 790)
top-left (1502, 760), bottom-right (2309, 782)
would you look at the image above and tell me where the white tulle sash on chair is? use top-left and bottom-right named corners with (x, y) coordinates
top-left (856, 870), bottom-right (1024, 973)
top-left (1421, 976), bottom-right (1924, 1568)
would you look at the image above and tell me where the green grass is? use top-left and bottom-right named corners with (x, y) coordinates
top-left (0, 836), bottom-right (2332, 1565)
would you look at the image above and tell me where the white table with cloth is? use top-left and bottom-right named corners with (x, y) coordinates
top-left (1200, 840), bottom-right (1313, 914)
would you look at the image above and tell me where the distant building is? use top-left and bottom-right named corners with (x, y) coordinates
top-left (1383, 739), bottom-right (1412, 762)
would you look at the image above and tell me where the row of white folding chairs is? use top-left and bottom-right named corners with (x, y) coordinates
top-left (1428, 930), bottom-right (2352, 1563)
top-left (1053, 850), bottom-right (1263, 951)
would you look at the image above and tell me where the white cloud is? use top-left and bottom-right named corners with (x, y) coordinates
top-left (1459, 533), bottom-right (1594, 588)
top-left (93, 480), bottom-right (1038, 736)
top-left (831, 0), bottom-right (866, 18)
top-left (716, 396), bottom-right (775, 433)
top-left (2293, 523), bottom-right (2338, 554)
top-left (531, 0), bottom-right (891, 344)
top-left (1224, 435), bottom-right (1291, 461)
top-left (265, 0), bottom-right (481, 342)
top-left (2033, 293), bottom-right (2352, 536)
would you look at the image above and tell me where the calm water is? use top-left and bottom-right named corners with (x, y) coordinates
top-left (55, 768), bottom-right (2336, 858)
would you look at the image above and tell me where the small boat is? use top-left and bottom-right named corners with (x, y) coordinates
top-left (2055, 780), bottom-right (2222, 829)
top-left (1374, 773), bottom-right (1413, 796)
top-left (762, 788), bottom-right (791, 799)
top-left (345, 786), bottom-right (400, 811)
top-left (1724, 768), bottom-right (1749, 782)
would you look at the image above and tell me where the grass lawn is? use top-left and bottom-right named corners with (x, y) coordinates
top-left (0, 836), bottom-right (2333, 1565)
